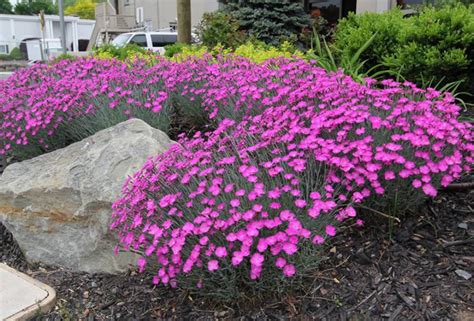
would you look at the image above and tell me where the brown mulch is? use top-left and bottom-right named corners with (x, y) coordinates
top-left (1, 188), bottom-right (473, 320)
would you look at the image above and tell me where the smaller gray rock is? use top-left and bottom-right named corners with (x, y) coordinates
top-left (458, 223), bottom-right (468, 230)
top-left (455, 269), bottom-right (472, 280)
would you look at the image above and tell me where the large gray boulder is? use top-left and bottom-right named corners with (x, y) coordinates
top-left (0, 119), bottom-right (174, 273)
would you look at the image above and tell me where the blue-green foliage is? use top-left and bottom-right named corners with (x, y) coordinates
top-left (224, 0), bottom-right (311, 46)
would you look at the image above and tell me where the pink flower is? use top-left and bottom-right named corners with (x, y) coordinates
top-left (310, 192), bottom-right (321, 200)
top-left (250, 267), bottom-right (262, 280)
top-left (137, 257), bottom-right (146, 272)
top-left (412, 179), bottom-right (422, 188)
top-left (235, 189), bottom-right (246, 196)
top-left (441, 174), bottom-right (453, 187)
top-left (239, 165), bottom-right (258, 177)
top-left (422, 184), bottom-right (437, 197)
top-left (283, 264), bottom-right (296, 277)
top-left (257, 239), bottom-right (268, 252)
top-left (215, 247), bottom-right (227, 258)
top-left (231, 252), bottom-right (244, 266)
top-left (268, 189), bottom-right (281, 199)
top-left (280, 210), bottom-right (294, 221)
top-left (384, 171), bottom-right (395, 180)
top-left (208, 260), bottom-right (219, 272)
top-left (312, 235), bottom-right (325, 245)
top-left (346, 207), bottom-right (356, 217)
top-left (275, 257), bottom-right (286, 268)
top-left (224, 184), bottom-right (234, 192)
top-left (199, 236), bottom-right (209, 245)
top-left (308, 206), bottom-right (321, 218)
top-left (270, 202), bottom-right (281, 209)
top-left (282, 242), bottom-right (298, 255)
top-left (325, 225), bottom-right (336, 237)
top-left (295, 199), bottom-right (307, 208)
top-left (250, 253), bottom-right (264, 267)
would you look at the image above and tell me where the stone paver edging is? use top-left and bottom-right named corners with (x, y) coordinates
top-left (0, 263), bottom-right (56, 320)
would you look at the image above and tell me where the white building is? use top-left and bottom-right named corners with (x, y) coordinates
top-left (0, 14), bottom-right (95, 55)
top-left (88, 0), bottom-right (219, 48)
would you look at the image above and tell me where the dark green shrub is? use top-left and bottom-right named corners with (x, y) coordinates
top-left (224, 0), bottom-right (310, 46)
top-left (384, 4), bottom-right (474, 90)
top-left (333, 4), bottom-right (474, 92)
top-left (0, 47), bottom-right (23, 61)
top-left (9, 47), bottom-right (22, 60)
top-left (195, 11), bottom-right (246, 49)
top-left (333, 9), bottom-right (407, 71)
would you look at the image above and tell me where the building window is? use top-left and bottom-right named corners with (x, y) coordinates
top-left (136, 7), bottom-right (144, 24)
top-left (397, 0), bottom-right (424, 9)
top-left (124, 0), bottom-right (131, 6)
top-left (0, 45), bottom-right (9, 54)
top-left (308, 0), bottom-right (343, 25)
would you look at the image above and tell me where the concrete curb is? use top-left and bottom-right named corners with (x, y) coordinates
top-left (0, 263), bottom-right (56, 320)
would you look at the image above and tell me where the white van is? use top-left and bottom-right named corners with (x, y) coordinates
top-left (111, 32), bottom-right (177, 55)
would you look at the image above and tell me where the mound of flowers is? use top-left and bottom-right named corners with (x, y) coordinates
top-left (0, 56), bottom-right (305, 159)
top-left (1, 56), bottom-right (472, 297)
top-left (109, 61), bottom-right (473, 293)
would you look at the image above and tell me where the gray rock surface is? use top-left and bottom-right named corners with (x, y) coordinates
top-left (0, 119), bottom-right (174, 273)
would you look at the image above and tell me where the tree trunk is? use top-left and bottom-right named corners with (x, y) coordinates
top-left (177, 0), bottom-right (192, 44)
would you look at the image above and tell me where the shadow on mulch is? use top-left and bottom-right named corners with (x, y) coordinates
top-left (1, 189), bottom-right (473, 321)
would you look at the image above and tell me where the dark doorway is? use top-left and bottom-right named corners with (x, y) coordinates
top-left (303, 0), bottom-right (357, 21)
top-left (342, 0), bottom-right (357, 17)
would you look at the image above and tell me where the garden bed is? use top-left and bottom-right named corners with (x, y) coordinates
top-left (1, 53), bottom-right (472, 320)
top-left (2, 187), bottom-right (472, 320)
top-left (1, 3), bottom-right (473, 319)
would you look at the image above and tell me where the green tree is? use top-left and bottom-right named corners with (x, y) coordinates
top-left (0, 0), bottom-right (13, 14)
top-left (14, 0), bottom-right (57, 15)
top-left (224, 0), bottom-right (310, 46)
top-left (195, 11), bottom-right (246, 49)
top-left (64, 0), bottom-right (95, 19)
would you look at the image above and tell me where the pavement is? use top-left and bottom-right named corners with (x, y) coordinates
top-left (0, 263), bottom-right (56, 320)
top-left (0, 72), bottom-right (13, 81)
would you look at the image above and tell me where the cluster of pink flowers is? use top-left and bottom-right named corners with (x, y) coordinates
top-left (2, 56), bottom-right (472, 287)
top-left (0, 56), bottom-right (277, 156)
top-left (108, 58), bottom-right (472, 287)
